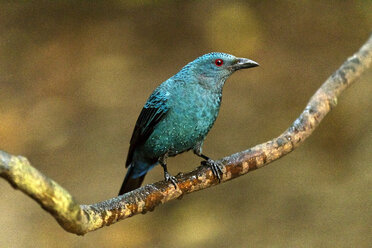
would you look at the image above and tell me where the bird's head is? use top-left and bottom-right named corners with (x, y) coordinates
top-left (182, 52), bottom-right (259, 89)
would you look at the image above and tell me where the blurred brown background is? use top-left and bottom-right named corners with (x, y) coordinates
top-left (0, 1), bottom-right (371, 247)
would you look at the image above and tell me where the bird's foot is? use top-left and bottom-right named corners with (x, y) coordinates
top-left (201, 159), bottom-right (223, 181)
top-left (164, 171), bottom-right (178, 189)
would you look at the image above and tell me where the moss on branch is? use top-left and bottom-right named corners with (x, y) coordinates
top-left (1, 34), bottom-right (372, 235)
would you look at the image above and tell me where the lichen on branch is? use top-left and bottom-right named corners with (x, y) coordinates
top-left (1, 33), bottom-right (372, 235)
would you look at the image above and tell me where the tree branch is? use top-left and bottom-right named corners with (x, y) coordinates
top-left (1, 34), bottom-right (372, 235)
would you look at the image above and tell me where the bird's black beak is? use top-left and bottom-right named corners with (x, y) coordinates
top-left (231, 58), bottom-right (259, 71)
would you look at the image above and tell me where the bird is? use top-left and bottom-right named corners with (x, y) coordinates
top-left (119, 52), bottom-right (259, 195)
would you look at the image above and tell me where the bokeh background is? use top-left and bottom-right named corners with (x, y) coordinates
top-left (1, 1), bottom-right (371, 247)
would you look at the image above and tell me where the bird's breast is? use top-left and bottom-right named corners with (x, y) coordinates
top-left (144, 85), bottom-right (222, 157)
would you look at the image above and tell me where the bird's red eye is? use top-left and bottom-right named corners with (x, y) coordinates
top-left (215, 59), bottom-right (224, 67)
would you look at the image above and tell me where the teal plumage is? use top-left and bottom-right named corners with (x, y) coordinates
top-left (119, 52), bottom-right (259, 195)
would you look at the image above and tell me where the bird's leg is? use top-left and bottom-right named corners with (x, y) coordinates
top-left (193, 143), bottom-right (223, 181)
top-left (159, 155), bottom-right (178, 189)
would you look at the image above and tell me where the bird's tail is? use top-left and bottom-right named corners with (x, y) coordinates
top-left (118, 164), bottom-right (146, 195)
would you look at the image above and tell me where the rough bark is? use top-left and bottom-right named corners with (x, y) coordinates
top-left (1, 34), bottom-right (371, 235)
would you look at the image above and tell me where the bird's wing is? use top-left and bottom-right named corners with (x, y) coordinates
top-left (125, 88), bottom-right (170, 167)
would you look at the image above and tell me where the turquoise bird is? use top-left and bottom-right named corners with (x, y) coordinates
top-left (119, 52), bottom-right (259, 195)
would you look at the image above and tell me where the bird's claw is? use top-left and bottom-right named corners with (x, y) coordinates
top-left (164, 171), bottom-right (178, 189)
top-left (202, 159), bottom-right (223, 181)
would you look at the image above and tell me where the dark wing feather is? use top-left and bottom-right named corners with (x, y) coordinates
top-left (125, 89), bottom-right (169, 167)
